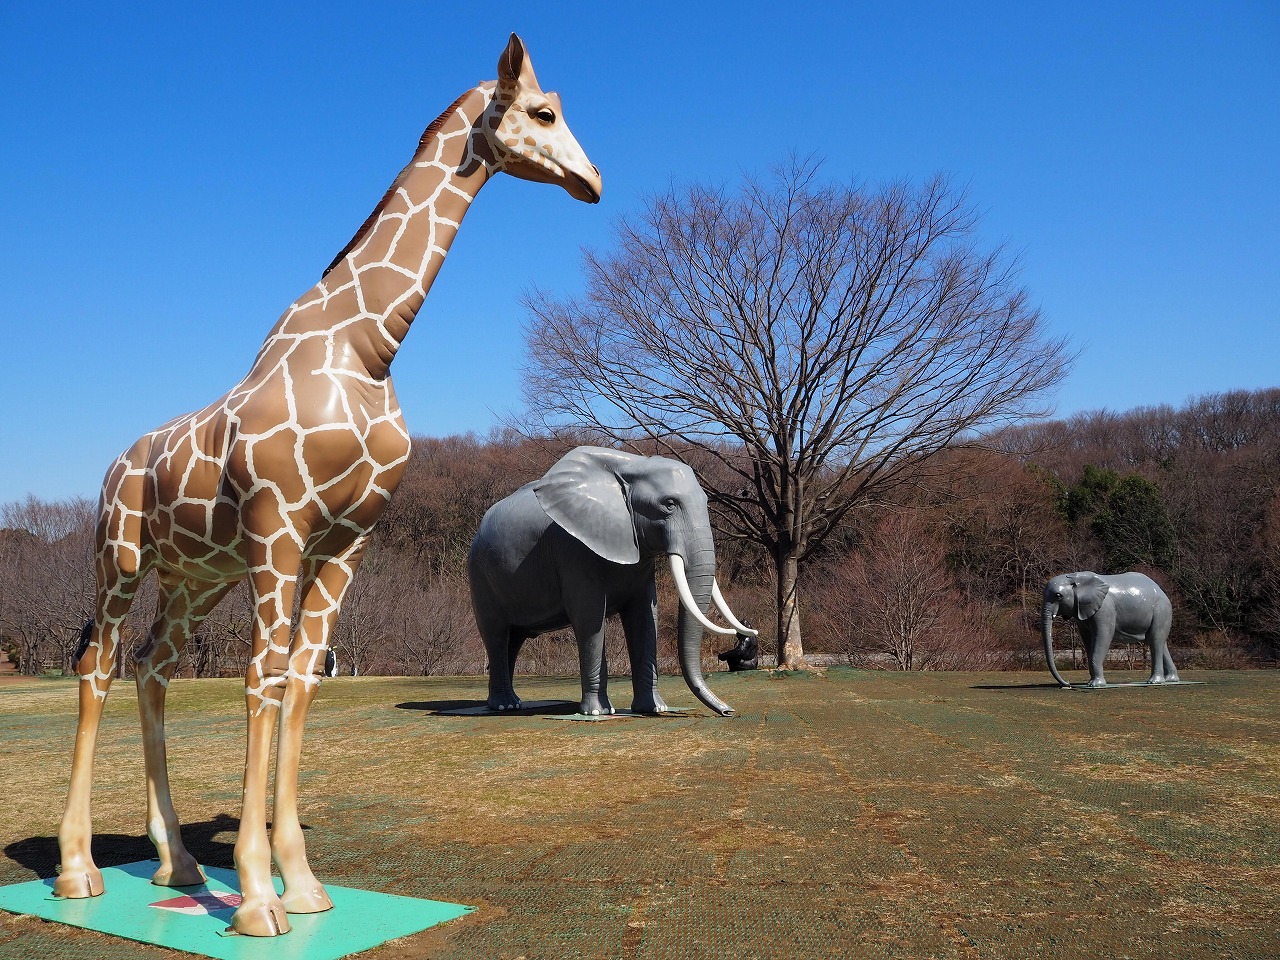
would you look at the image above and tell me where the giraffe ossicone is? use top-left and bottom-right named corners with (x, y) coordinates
top-left (54, 34), bottom-right (599, 938)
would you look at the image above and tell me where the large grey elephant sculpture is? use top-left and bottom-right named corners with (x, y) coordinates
top-left (1042, 571), bottom-right (1178, 688)
top-left (468, 446), bottom-right (756, 716)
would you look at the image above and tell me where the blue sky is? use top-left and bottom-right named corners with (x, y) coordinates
top-left (1, 1), bottom-right (1276, 505)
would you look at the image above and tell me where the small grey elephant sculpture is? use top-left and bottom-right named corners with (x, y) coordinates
top-left (468, 446), bottom-right (756, 716)
top-left (1042, 571), bottom-right (1178, 688)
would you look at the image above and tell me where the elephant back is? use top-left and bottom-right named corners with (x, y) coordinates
top-left (470, 484), bottom-right (554, 573)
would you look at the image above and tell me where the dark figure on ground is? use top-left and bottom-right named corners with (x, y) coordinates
top-left (719, 632), bottom-right (759, 672)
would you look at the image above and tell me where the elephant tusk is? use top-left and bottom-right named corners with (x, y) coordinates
top-left (711, 581), bottom-right (758, 636)
top-left (669, 555), bottom-right (737, 635)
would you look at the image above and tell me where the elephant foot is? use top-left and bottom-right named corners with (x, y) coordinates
top-left (229, 895), bottom-right (292, 936)
top-left (487, 695), bottom-right (523, 712)
top-left (1087, 677), bottom-right (1108, 688)
top-left (579, 693), bottom-right (615, 716)
top-left (150, 855), bottom-right (206, 888)
top-left (53, 865), bottom-right (104, 899)
top-left (630, 695), bottom-right (669, 714)
top-left (280, 882), bottom-right (333, 915)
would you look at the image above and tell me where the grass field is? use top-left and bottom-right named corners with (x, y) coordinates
top-left (0, 668), bottom-right (1276, 959)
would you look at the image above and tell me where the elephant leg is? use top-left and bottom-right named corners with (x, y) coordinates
top-left (477, 607), bottom-right (521, 711)
top-left (1148, 604), bottom-right (1178, 683)
top-left (507, 632), bottom-right (527, 689)
top-left (570, 603), bottom-right (613, 716)
top-left (1086, 627), bottom-right (1109, 687)
top-left (621, 583), bottom-right (667, 714)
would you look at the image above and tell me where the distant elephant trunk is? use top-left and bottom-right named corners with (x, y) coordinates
top-left (1042, 599), bottom-right (1071, 688)
top-left (669, 551), bottom-right (735, 717)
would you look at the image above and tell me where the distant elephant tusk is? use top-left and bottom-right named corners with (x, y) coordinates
top-left (669, 555), bottom-right (737, 635)
top-left (711, 581), bottom-right (758, 636)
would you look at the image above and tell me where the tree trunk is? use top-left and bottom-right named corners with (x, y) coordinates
top-left (774, 549), bottom-right (806, 669)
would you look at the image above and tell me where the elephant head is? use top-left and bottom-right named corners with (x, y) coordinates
top-left (532, 446), bottom-right (754, 716)
top-left (1041, 572), bottom-right (1110, 687)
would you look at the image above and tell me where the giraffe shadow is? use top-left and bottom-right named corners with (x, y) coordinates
top-left (3, 812), bottom-right (310, 880)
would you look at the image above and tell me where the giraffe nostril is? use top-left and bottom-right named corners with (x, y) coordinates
top-left (591, 165), bottom-right (599, 177)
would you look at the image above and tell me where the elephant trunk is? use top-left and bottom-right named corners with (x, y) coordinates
top-left (669, 550), bottom-right (735, 717)
top-left (1042, 599), bottom-right (1071, 688)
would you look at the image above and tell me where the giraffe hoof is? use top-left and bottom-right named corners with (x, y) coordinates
top-left (151, 859), bottom-right (206, 887)
top-left (229, 897), bottom-right (292, 937)
top-left (53, 867), bottom-right (104, 899)
top-left (281, 883), bottom-right (334, 914)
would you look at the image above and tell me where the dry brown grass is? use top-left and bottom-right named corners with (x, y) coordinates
top-left (1, 669), bottom-right (1278, 959)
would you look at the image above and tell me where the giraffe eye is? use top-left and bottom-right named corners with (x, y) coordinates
top-left (533, 107), bottom-right (556, 124)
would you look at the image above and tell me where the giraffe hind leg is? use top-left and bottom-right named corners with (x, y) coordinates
top-left (56, 495), bottom-right (145, 898)
top-left (136, 575), bottom-right (236, 888)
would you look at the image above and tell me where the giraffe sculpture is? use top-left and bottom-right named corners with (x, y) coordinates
top-left (55, 34), bottom-right (601, 937)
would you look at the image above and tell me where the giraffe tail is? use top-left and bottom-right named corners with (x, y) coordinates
top-left (73, 619), bottom-right (94, 669)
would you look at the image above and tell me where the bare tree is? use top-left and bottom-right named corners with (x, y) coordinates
top-left (387, 573), bottom-right (478, 676)
top-left (822, 508), bottom-right (996, 670)
top-left (0, 497), bottom-right (96, 674)
top-left (522, 162), bottom-right (1070, 666)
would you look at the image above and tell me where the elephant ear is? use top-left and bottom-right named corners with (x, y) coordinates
top-left (1073, 573), bottom-right (1110, 620)
top-left (532, 447), bottom-right (641, 565)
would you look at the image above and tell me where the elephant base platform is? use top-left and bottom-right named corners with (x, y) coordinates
top-left (545, 707), bottom-right (699, 722)
top-left (436, 699), bottom-right (577, 716)
top-left (1064, 681), bottom-right (1206, 692)
top-left (0, 860), bottom-right (472, 960)
top-left (435, 700), bottom-right (699, 721)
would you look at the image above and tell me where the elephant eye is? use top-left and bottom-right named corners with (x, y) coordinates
top-left (662, 497), bottom-right (678, 511)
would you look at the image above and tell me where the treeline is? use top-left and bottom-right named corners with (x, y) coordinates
top-left (805, 392), bottom-right (1279, 671)
top-left (2, 388), bottom-right (1276, 677)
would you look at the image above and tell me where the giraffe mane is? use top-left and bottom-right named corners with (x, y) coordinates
top-left (322, 89), bottom-right (476, 279)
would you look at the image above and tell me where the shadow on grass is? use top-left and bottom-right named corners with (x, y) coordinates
top-left (393, 699), bottom-right (480, 712)
top-left (970, 682), bottom-right (1070, 690)
top-left (394, 700), bottom-right (578, 716)
top-left (3, 812), bottom-right (314, 880)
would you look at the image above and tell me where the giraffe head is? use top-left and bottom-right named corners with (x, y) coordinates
top-left (484, 34), bottom-right (602, 204)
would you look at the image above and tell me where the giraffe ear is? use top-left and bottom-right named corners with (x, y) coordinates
top-left (498, 33), bottom-right (540, 94)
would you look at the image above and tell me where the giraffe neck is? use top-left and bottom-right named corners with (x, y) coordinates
top-left (251, 84), bottom-right (501, 383)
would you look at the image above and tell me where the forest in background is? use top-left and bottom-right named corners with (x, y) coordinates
top-left (2, 387), bottom-right (1277, 678)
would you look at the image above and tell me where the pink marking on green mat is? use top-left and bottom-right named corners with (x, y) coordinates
top-left (0, 860), bottom-right (472, 960)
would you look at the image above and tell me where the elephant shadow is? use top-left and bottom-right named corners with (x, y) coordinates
top-left (2, 812), bottom-right (304, 880)
top-left (393, 699), bottom-right (578, 716)
top-left (970, 682), bottom-right (1070, 691)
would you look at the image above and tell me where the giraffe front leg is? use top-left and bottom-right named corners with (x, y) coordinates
top-left (230, 534), bottom-right (299, 937)
top-left (273, 543), bottom-right (366, 914)
top-left (273, 679), bottom-right (331, 914)
top-left (136, 577), bottom-right (232, 888)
